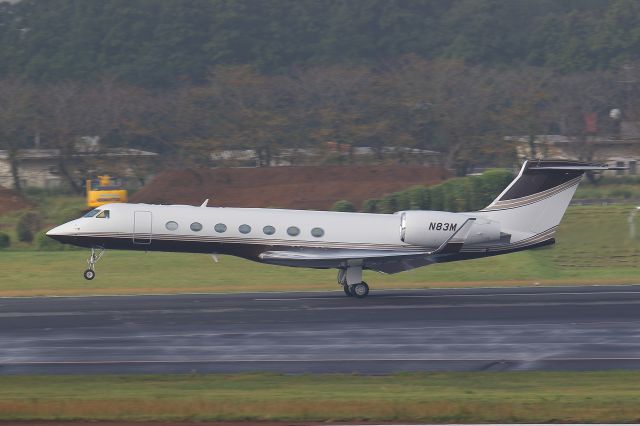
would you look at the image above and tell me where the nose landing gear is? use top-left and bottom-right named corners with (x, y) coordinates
top-left (84, 246), bottom-right (105, 280)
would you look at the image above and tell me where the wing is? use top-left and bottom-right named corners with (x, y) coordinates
top-left (258, 218), bottom-right (476, 274)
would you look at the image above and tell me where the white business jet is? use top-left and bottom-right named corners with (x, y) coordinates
top-left (47, 160), bottom-right (615, 298)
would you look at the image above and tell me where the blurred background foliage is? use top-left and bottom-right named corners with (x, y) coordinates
top-left (1, 0), bottom-right (640, 180)
top-left (357, 169), bottom-right (515, 213)
top-left (2, 0), bottom-right (639, 83)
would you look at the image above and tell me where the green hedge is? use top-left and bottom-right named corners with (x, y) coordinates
top-left (34, 230), bottom-right (67, 251)
top-left (16, 212), bottom-right (42, 243)
top-left (361, 168), bottom-right (514, 213)
top-left (331, 200), bottom-right (356, 212)
top-left (0, 232), bottom-right (9, 249)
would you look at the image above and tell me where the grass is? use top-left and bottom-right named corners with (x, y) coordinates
top-left (0, 372), bottom-right (639, 422)
top-left (574, 175), bottom-right (640, 201)
top-left (575, 183), bottom-right (640, 201)
top-left (0, 204), bottom-right (637, 296)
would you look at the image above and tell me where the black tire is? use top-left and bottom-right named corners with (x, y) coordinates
top-left (353, 282), bottom-right (369, 298)
top-left (343, 285), bottom-right (352, 296)
top-left (83, 269), bottom-right (95, 280)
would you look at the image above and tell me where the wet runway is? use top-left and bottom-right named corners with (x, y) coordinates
top-left (1, 285), bottom-right (640, 374)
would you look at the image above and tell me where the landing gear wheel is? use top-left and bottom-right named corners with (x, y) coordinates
top-left (343, 285), bottom-right (353, 296)
top-left (83, 246), bottom-right (105, 281)
top-left (352, 282), bottom-right (369, 298)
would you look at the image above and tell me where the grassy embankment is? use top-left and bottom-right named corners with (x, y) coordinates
top-left (0, 372), bottom-right (639, 422)
top-left (574, 176), bottom-right (640, 201)
top-left (0, 198), bottom-right (638, 296)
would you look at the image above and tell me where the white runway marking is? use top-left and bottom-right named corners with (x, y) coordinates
top-left (3, 299), bottom-right (640, 318)
top-left (254, 290), bottom-right (640, 301)
top-left (0, 284), bottom-right (639, 300)
top-left (2, 320), bottom-right (637, 342)
top-left (3, 357), bottom-right (640, 365)
top-left (4, 342), bottom-right (639, 351)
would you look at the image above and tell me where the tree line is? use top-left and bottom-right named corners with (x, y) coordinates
top-left (2, 56), bottom-right (639, 192)
top-left (1, 0), bottom-right (639, 86)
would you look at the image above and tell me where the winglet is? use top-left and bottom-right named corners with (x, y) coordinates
top-left (430, 218), bottom-right (476, 255)
top-left (200, 199), bottom-right (209, 207)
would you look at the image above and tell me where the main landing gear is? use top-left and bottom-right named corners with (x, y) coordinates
top-left (83, 246), bottom-right (105, 280)
top-left (337, 266), bottom-right (370, 298)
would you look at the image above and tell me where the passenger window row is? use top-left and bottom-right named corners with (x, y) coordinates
top-left (165, 221), bottom-right (324, 238)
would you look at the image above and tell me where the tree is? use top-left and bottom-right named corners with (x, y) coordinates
top-left (0, 79), bottom-right (38, 193)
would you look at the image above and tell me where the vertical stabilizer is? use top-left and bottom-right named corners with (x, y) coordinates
top-left (479, 160), bottom-right (617, 242)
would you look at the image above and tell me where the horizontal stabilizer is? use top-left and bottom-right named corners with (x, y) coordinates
top-left (527, 161), bottom-right (626, 171)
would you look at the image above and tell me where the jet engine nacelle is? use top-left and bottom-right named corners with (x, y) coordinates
top-left (400, 211), bottom-right (502, 248)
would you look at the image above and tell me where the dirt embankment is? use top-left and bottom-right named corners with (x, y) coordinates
top-left (0, 187), bottom-right (32, 214)
top-left (131, 165), bottom-right (449, 210)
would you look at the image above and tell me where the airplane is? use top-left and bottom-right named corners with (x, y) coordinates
top-left (47, 160), bottom-right (619, 298)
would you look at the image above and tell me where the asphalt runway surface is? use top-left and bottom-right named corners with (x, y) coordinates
top-left (1, 284), bottom-right (640, 374)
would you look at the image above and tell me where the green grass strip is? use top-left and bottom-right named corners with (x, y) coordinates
top-left (0, 372), bottom-right (639, 422)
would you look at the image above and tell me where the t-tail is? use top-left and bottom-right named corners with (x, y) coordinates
top-left (478, 160), bottom-right (622, 248)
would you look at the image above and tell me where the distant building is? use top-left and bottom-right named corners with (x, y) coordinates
top-left (506, 129), bottom-right (640, 176)
top-left (210, 145), bottom-right (441, 167)
top-left (0, 147), bottom-right (158, 190)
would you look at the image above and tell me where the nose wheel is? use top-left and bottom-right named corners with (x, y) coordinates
top-left (84, 247), bottom-right (105, 280)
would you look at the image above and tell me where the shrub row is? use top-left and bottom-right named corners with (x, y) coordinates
top-left (1, 210), bottom-right (80, 250)
top-left (331, 169), bottom-right (514, 214)
top-left (16, 211), bottom-right (41, 243)
top-left (331, 200), bottom-right (357, 212)
top-left (0, 229), bottom-right (69, 250)
top-left (0, 232), bottom-right (9, 249)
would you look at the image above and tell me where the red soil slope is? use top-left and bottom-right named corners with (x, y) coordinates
top-left (0, 187), bottom-right (32, 214)
top-left (131, 165), bottom-right (449, 210)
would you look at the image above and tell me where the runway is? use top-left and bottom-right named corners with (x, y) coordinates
top-left (1, 284), bottom-right (640, 374)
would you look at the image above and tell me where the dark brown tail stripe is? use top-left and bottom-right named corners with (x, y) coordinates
top-left (481, 176), bottom-right (581, 212)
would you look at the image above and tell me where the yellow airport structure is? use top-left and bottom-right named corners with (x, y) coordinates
top-left (86, 175), bottom-right (128, 208)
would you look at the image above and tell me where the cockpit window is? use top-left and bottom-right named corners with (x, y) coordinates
top-left (96, 210), bottom-right (110, 219)
top-left (83, 209), bottom-right (100, 218)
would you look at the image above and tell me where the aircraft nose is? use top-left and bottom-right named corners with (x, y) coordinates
top-left (46, 221), bottom-right (79, 240)
top-left (46, 224), bottom-right (66, 240)
top-left (46, 225), bottom-right (62, 237)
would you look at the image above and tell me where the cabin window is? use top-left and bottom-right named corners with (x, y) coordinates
top-left (190, 222), bottom-right (203, 232)
top-left (287, 226), bottom-right (300, 237)
top-left (214, 223), bottom-right (227, 233)
top-left (263, 225), bottom-right (276, 235)
top-left (83, 209), bottom-right (100, 218)
top-left (96, 210), bottom-right (110, 219)
top-left (239, 224), bottom-right (251, 234)
top-left (311, 227), bottom-right (324, 238)
top-left (165, 221), bottom-right (179, 231)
